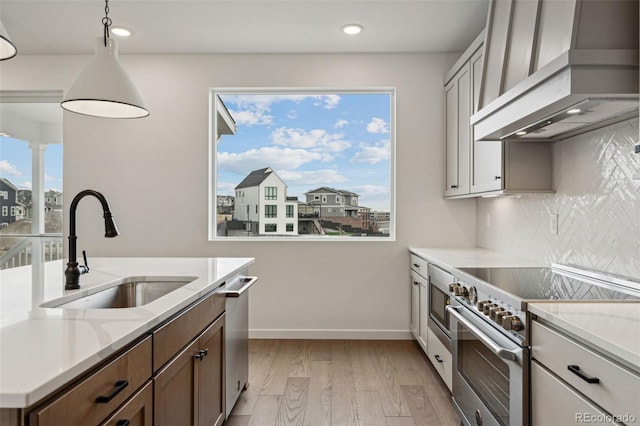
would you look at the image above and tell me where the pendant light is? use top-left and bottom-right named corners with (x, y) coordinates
top-left (61, 0), bottom-right (149, 119)
top-left (0, 19), bottom-right (17, 60)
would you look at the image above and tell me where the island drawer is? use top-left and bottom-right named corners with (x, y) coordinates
top-left (29, 336), bottom-right (152, 426)
top-left (101, 380), bottom-right (153, 426)
top-left (153, 290), bottom-right (225, 371)
top-left (531, 320), bottom-right (640, 421)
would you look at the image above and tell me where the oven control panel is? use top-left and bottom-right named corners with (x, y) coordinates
top-left (449, 278), bottom-right (526, 342)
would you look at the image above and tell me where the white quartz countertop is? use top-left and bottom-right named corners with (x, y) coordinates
top-left (0, 257), bottom-right (254, 408)
top-left (528, 302), bottom-right (640, 373)
top-left (409, 247), bottom-right (545, 270)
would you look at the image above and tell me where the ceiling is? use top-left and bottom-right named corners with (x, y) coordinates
top-left (0, 0), bottom-right (489, 55)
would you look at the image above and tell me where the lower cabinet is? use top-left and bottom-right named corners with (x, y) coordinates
top-left (154, 313), bottom-right (225, 426)
top-left (23, 287), bottom-right (229, 426)
top-left (426, 328), bottom-right (452, 391)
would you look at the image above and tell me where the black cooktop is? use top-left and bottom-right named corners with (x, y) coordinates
top-left (457, 267), bottom-right (640, 301)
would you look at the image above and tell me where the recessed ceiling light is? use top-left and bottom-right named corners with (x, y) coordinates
top-left (567, 108), bottom-right (582, 114)
top-left (342, 24), bottom-right (363, 35)
top-left (111, 27), bottom-right (132, 37)
top-left (516, 131), bottom-right (527, 136)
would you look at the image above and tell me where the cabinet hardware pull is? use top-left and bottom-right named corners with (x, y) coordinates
top-left (413, 281), bottom-right (420, 286)
top-left (194, 348), bottom-right (209, 360)
top-left (95, 380), bottom-right (129, 403)
top-left (567, 365), bottom-right (600, 384)
top-left (494, 175), bottom-right (501, 180)
top-left (117, 420), bottom-right (130, 426)
top-left (434, 354), bottom-right (443, 363)
top-left (413, 263), bottom-right (420, 268)
top-left (450, 185), bottom-right (458, 189)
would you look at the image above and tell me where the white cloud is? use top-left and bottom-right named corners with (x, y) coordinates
top-left (271, 127), bottom-right (351, 153)
top-left (218, 147), bottom-right (326, 175)
top-left (0, 160), bottom-right (22, 177)
top-left (278, 169), bottom-right (347, 186)
top-left (216, 181), bottom-right (237, 195)
top-left (287, 110), bottom-right (298, 120)
top-left (351, 140), bottom-right (390, 164)
top-left (335, 119), bottom-right (349, 129)
top-left (366, 117), bottom-right (390, 134)
top-left (228, 108), bottom-right (273, 126)
top-left (345, 184), bottom-right (391, 211)
top-left (19, 181), bottom-right (32, 190)
top-left (321, 95), bottom-right (341, 109)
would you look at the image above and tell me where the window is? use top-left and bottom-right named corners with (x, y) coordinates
top-left (265, 224), bottom-right (277, 232)
top-left (265, 186), bottom-right (277, 200)
top-left (286, 223), bottom-right (294, 232)
top-left (211, 89), bottom-right (395, 240)
top-left (0, 95), bottom-right (63, 267)
top-left (265, 205), bottom-right (277, 218)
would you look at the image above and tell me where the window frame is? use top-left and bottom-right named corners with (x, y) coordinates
top-left (209, 87), bottom-right (396, 242)
top-left (265, 204), bottom-right (277, 218)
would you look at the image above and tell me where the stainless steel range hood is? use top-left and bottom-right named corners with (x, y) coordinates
top-left (471, 0), bottom-right (639, 142)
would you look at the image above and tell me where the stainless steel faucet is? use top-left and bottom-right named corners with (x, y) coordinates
top-left (65, 190), bottom-right (119, 290)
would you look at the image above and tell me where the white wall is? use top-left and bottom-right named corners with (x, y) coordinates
top-left (0, 53), bottom-right (476, 338)
top-left (477, 119), bottom-right (640, 278)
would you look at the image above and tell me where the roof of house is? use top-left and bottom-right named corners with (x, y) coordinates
top-left (304, 187), bottom-right (359, 197)
top-left (0, 177), bottom-right (20, 191)
top-left (235, 167), bottom-right (273, 190)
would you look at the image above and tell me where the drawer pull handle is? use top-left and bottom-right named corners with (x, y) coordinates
top-left (412, 263), bottom-right (420, 268)
top-left (413, 280), bottom-right (420, 286)
top-left (96, 380), bottom-right (129, 403)
top-left (117, 420), bottom-right (130, 426)
top-left (434, 354), bottom-right (443, 363)
top-left (568, 365), bottom-right (600, 384)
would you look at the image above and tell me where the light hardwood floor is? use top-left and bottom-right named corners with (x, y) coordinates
top-left (224, 339), bottom-right (458, 426)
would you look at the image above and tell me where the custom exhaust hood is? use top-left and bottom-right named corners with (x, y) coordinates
top-left (471, 0), bottom-right (639, 142)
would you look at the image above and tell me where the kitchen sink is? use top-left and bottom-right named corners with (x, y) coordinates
top-left (42, 276), bottom-right (197, 309)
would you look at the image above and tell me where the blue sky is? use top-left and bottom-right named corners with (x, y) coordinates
top-left (216, 92), bottom-right (392, 211)
top-left (0, 136), bottom-right (63, 192)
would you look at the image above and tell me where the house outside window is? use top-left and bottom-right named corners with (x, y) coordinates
top-left (265, 224), bottom-right (277, 232)
top-left (286, 205), bottom-right (294, 218)
top-left (286, 223), bottom-right (294, 232)
top-left (0, 191), bottom-right (7, 199)
top-left (322, 195), bottom-right (327, 203)
top-left (2, 206), bottom-right (7, 216)
top-left (265, 186), bottom-right (277, 200)
top-left (265, 205), bottom-right (277, 218)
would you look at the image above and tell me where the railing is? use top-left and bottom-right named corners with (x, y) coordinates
top-left (0, 234), bottom-right (64, 270)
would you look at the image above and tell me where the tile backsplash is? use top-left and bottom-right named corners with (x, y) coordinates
top-left (477, 118), bottom-right (640, 278)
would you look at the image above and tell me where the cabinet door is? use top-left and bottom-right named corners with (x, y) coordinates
top-left (410, 271), bottom-right (420, 340)
top-left (418, 281), bottom-right (429, 352)
top-left (102, 381), bottom-right (153, 426)
top-left (445, 63), bottom-right (471, 197)
top-left (471, 140), bottom-right (503, 193)
top-left (154, 340), bottom-right (198, 426)
top-left (197, 315), bottom-right (225, 426)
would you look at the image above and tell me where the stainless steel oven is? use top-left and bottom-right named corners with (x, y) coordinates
top-left (427, 264), bottom-right (452, 346)
top-left (448, 300), bottom-right (528, 426)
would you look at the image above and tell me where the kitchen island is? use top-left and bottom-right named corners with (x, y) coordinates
top-left (0, 257), bottom-right (254, 424)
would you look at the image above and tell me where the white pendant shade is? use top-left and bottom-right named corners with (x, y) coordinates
top-left (61, 37), bottom-right (149, 119)
top-left (0, 19), bottom-right (17, 61)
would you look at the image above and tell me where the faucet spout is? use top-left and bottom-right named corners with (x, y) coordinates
top-left (65, 190), bottom-right (119, 290)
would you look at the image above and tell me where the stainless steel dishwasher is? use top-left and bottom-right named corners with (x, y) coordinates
top-left (219, 275), bottom-right (258, 418)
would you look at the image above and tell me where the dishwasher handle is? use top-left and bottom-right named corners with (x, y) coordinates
top-left (220, 276), bottom-right (259, 297)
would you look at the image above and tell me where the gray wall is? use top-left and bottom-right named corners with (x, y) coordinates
top-left (0, 53), bottom-right (476, 338)
top-left (477, 118), bottom-right (640, 278)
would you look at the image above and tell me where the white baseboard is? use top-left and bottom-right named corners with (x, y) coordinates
top-left (248, 329), bottom-right (413, 340)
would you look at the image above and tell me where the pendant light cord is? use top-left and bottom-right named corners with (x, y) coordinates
top-left (102, 0), bottom-right (112, 47)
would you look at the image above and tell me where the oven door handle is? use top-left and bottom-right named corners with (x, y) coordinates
top-left (447, 306), bottom-right (518, 362)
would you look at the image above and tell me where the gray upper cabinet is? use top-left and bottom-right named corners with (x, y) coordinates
top-left (444, 31), bottom-right (484, 198)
